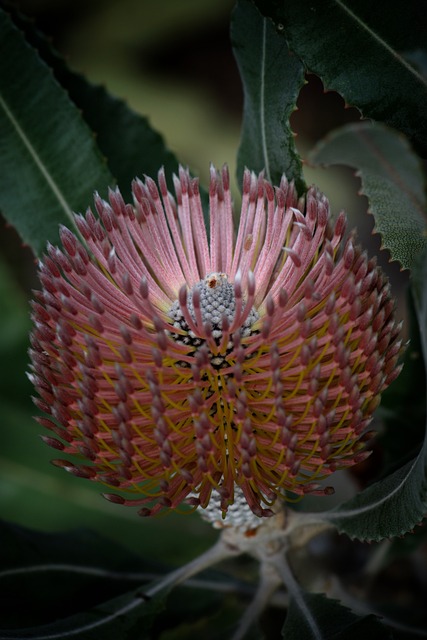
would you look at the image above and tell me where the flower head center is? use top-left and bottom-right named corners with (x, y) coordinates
top-left (188, 272), bottom-right (236, 334)
top-left (168, 272), bottom-right (259, 369)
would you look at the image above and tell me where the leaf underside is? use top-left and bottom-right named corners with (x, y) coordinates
top-left (309, 122), bottom-right (427, 271)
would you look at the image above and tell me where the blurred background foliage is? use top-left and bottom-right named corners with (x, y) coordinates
top-left (0, 0), bottom-right (413, 570)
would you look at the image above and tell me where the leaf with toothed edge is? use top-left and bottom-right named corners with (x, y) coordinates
top-left (0, 3), bottom-right (182, 207)
top-left (0, 6), bottom-right (191, 257)
top-left (316, 249), bottom-right (427, 542)
top-left (309, 122), bottom-right (427, 271)
top-left (231, 0), bottom-right (306, 194)
top-left (0, 7), bottom-right (114, 256)
top-left (253, 0), bottom-right (427, 156)
top-left (282, 591), bottom-right (392, 639)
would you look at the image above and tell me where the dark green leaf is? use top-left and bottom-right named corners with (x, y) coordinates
top-left (3, 3), bottom-right (206, 211)
top-left (231, 0), bottom-right (305, 193)
top-left (253, 0), bottom-right (427, 156)
top-left (0, 519), bottom-right (249, 640)
top-left (318, 458), bottom-right (426, 542)
top-left (0, 587), bottom-right (165, 640)
top-left (0, 518), bottom-right (154, 576)
top-left (309, 122), bottom-right (427, 270)
top-left (0, 7), bottom-right (114, 255)
top-left (4, 3), bottom-right (179, 201)
top-left (282, 591), bottom-right (392, 640)
top-left (70, 83), bottom-right (179, 201)
top-left (318, 251), bottom-right (427, 542)
top-left (151, 588), bottom-right (243, 640)
top-left (0, 520), bottom-right (167, 638)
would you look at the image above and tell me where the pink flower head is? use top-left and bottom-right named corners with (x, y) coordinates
top-left (29, 165), bottom-right (403, 519)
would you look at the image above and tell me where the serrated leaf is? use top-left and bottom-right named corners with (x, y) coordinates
top-left (317, 458), bottom-right (426, 542)
top-left (282, 591), bottom-right (392, 640)
top-left (231, 0), bottom-right (306, 193)
top-left (253, 0), bottom-right (427, 156)
top-left (309, 122), bottom-right (427, 270)
top-left (6, 3), bottom-right (212, 227)
top-left (0, 8), bottom-right (114, 256)
top-left (70, 83), bottom-right (179, 201)
top-left (3, 3), bottom-right (180, 202)
top-left (317, 250), bottom-right (427, 542)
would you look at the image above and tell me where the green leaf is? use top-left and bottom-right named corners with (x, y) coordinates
top-left (317, 250), bottom-right (427, 542)
top-left (0, 519), bottom-right (167, 638)
top-left (68, 83), bottom-right (179, 202)
top-left (0, 8), bottom-right (114, 256)
top-left (0, 585), bottom-right (166, 640)
top-left (3, 3), bottom-right (209, 219)
top-left (231, 0), bottom-right (306, 193)
top-left (282, 591), bottom-right (392, 640)
top-left (0, 519), bottom-right (248, 640)
top-left (3, 3), bottom-right (180, 202)
top-left (149, 587), bottom-right (242, 640)
top-left (318, 459), bottom-right (426, 542)
top-left (253, 0), bottom-right (427, 156)
top-left (308, 122), bottom-right (427, 270)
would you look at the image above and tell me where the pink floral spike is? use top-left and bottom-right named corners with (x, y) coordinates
top-left (29, 165), bottom-right (404, 523)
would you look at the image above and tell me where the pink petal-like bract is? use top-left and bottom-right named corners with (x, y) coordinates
top-left (29, 166), bottom-right (403, 519)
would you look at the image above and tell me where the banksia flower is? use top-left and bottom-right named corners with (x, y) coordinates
top-left (29, 165), bottom-right (403, 525)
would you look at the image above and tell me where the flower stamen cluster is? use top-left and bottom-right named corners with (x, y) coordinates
top-left (29, 165), bottom-right (403, 522)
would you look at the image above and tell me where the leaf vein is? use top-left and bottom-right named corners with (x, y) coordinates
top-left (324, 457), bottom-right (419, 521)
top-left (333, 0), bottom-right (427, 88)
top-left (0, 93), bottom-right (75, 227)
top-left (260, 18), bottom-right (270, 181)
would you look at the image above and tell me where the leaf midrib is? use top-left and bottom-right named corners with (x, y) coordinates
top-left (0, 92), bottom-right (75, 227)
top-left (259, 17), bottom-right (270, 181)
top-left (333, 0), bottom-right (427, 88)
top-left (321, 457), bottom-right (419, 522)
